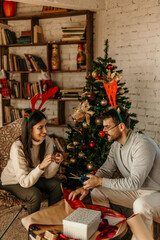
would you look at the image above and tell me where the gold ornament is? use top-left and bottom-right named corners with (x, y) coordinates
top-left (62, 160), bottom-right (70, 166)
top-left (86, 162), bottom-right (93, 170)
top-left (73, 141), bottom-right (80, 146)
top-left (69, 157), bottom-right (77, 164)
top-left (82, 122), bottom-right (88, 128)
top-left (95, 117), bottom-right (102, 125)
top-left (119, 88), bottom-right (125, 94)
top-left (78, 151), bottom-right (85, 158)
top-left (92, 70), bottom-right (97, 78)
top-left (67, 144), bottom-right (75, 150)
top-left (100, 98), bottom-right (108, 106)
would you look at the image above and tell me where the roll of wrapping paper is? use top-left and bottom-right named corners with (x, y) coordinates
top-left (126, 214), bottom-right (153, 240)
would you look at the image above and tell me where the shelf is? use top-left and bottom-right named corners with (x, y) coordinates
top-left (0, 40), bottom-right (86, 48)
top-left (3, 97), bottom-right (80, 101)
top-left (7, 69), bottom-right (86, 74)
top-left (0, 10), bottom-right (89, 21)
top-left (46, 123), bottom-right (68, 128)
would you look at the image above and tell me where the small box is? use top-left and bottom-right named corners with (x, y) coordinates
top-left (63, 208), bottom-right (101, 240)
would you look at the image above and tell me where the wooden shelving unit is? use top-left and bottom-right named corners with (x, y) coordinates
top-left (0, 2), bottom-right (93, 127)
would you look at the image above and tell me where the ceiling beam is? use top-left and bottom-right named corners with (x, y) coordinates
top-left (11, 0), bottom-right (105, 11)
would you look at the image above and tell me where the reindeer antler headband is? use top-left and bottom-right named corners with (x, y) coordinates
top-left (103, 79), bottom-right (123, 123)
top-left (24, 87), bottom-right (58, 122)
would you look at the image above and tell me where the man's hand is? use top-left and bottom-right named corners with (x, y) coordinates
top-left (68, 187), bottom-right (89, 201)
top-left (83, 174), bottom-right (102, 190)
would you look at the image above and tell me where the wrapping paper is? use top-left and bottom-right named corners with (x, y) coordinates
top-left (22, 189), bottom-right (128, 239)
top-left (126, 214), bottom-right (153, 240)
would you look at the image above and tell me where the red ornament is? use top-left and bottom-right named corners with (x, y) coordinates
top-left (89, 97), bottom-right (94, 100)
top-left (99, 131), bottom-right (106, 137)
top-left (107, 64), bottom-right (113, 70)
top-left (3, 1), bottom-right (16, 17)
top-left (83, 144), bottom-right (87, 149)
top-left (95, 75), bottom-right (101, 80)
top-left (89, 141), bottom-right (95, 148)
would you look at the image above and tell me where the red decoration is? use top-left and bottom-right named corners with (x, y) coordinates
top-left (89, 141), bottom-right (95, 148)
top-left (3, 1), bottom-right (16, 17)
top-left (99, 131), bottom-right (105, 137)
top-left (95, 75), bottom-right (102, 80)
top-left (89, 97), bottom-right (94, 100)
top-left (107, 64), bottom-right (113, 70)
top-left (103, 79), bottom-right (117, 108)
top-left (83, 144), bottom-right (87, 149)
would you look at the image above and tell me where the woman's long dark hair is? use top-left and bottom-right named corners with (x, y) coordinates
top-left (21, 109), bottom-right (47, 168)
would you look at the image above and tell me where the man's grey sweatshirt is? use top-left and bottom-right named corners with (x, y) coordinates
top-left (96, 131), bottom-right (160, 191)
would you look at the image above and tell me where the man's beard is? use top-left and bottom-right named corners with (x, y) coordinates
top-left (107, 132), bottom-right (122, 143)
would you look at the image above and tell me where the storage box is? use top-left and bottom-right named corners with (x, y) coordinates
top-left (63, 208), bottom-right (101, 240)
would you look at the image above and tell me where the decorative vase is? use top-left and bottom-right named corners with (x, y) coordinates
top-left (76, 43), bottom-right (86, 70)
top-left (3, 1), bottom-right (16, 17)
top-left (51, 44), bottom-right (60, 71)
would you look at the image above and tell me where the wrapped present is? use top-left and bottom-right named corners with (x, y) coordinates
top-left (35, 232), bottom-right (45, 239)
top-left (63, 208), bottom-right (101, 240)
top-left (44, 230), bottom-right (59, 240)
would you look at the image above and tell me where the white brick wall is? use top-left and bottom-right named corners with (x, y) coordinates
top-left (94, 0), bottom-right (160, 145)
top-left (3, 1), bottom-right (160, 144)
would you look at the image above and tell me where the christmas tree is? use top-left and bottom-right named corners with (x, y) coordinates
top-left (63, 40), bottom-right (137, 189)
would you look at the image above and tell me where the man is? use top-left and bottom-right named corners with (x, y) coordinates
top-left (69, 107), bottom-right (160, 239)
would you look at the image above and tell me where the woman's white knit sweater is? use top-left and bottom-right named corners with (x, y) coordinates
top-left (1, 136), bottom-right (59, 188)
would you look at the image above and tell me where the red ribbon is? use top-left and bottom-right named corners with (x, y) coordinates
top-left (63, 189), bottom-right (126, 240)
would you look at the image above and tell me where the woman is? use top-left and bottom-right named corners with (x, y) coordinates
top-left (1, 109), bottom-right (64, 214)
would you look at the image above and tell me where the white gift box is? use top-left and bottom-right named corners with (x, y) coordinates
top-left (63, 208), bottom-right (101, 240)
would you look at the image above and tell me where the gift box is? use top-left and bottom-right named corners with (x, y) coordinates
top-left (63, 208), bottom-right (101, 240)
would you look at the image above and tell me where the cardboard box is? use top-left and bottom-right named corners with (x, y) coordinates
top-left (63, 208), bottom-right (101, 240)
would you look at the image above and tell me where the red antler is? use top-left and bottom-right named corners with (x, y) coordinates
top-left (110, 79), bottom-right (117, 109)
top-left (31, 93), bottom-right (41, 112)
top-left (38, 87), bottom-right (58, 110)
top-left (103, 79), bottom-right (117, 108)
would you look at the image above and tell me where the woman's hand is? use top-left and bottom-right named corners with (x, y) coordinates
top-left (55, 153), bottom-right (64, 164)
top-left (39, 154), bottom-right (55, 170)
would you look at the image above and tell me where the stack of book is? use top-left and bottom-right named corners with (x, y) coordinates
top-left (4, 106), bottom-right (25, 123)
top-left (60, 88), bottom-right (83, 100)
top-left (7, 79), bottom-right (20, 98)
top-left (16, 30), bottom-right (31, 44)
top-left (9, 54), bottom-right (28, 72)
top-left (61, 26), bottom-right (85, 42)
top-left (0, 23), bottom-right (16, 45)
top-left (23, 80), bottom-right (43, 99)
top-left (8, 54), bottom-right (47, 72)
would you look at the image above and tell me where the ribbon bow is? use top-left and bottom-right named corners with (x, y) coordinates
top-left (72, 100), bottom-right (95, 125)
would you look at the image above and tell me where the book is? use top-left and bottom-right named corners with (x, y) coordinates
top-left (33, 25), bottom-right (44, 44)
top-left (4, 106), bottom-right (13, 123)
top-left (62, 36), bottom-right (84, 41)
top-left (21, 30), bottom-right (32, 37)
top-left (24, 54), bottom-right (34, 72)
top-left (62, 26), bottom-right (85, 31)
top-left (9, 54), bottom-right (14, 71)
top-left (3, 55), bottom-right (8, 71)
top-left (1, 28), bottom-right (7, 45)
top-left (60, 88), bottom-right (83, 93)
